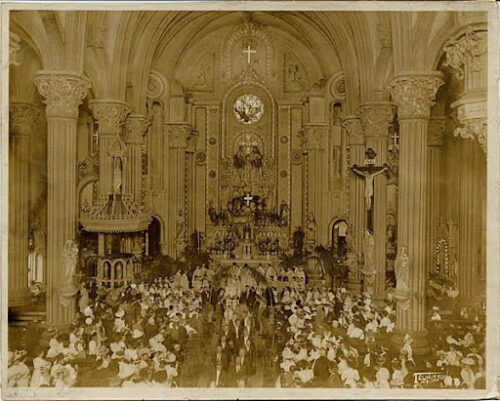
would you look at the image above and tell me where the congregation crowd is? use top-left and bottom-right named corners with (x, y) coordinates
top-left (8, 261), bottom-right (486, 389)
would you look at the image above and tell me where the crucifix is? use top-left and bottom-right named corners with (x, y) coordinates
top-left (243, 44), bottom-right (256, 64)
top-left (243, 193), bottom-right (254, 207)
top-left (351, 148), bottom-right (390, 231)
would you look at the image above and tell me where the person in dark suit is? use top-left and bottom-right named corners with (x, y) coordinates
top-left (229, 317), bottom-right (243, 343)
top-left (232, 347), bottom-right (253, 387)
top-left (213, 344), bottom-right (230, 387)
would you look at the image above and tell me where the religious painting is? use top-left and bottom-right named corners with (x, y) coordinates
top-left (2, 2), bottom-right (499, 400)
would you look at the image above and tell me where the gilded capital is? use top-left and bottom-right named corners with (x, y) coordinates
top-left (34, 72), bottom-right (90, 119)
top-left (89, 100), bottom-right (130, 135)
top-left (124, 114), bottom-right (151, 145)
top-left (298, 124), bottom-right (329, 150)
top-left (358, 102), bottom-right (395, 137)
top-left (9, 102), bottom-right (39, 137)
top-left (388, 73), bottom-right (444, 119)
top-left (428, 117), bottom-right (447, 147)
top-left (341, 116), bottom-right (364, 146)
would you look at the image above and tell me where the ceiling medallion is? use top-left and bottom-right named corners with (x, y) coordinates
top-left (233, 93), bottom-right (264, 124)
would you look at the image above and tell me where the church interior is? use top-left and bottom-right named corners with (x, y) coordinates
top-left (7, 10), bottom-right (488, 389)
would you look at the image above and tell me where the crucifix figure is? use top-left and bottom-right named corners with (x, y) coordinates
top-left (351, 148), bottom-right (390, 231)
top-left (243, 193), bottom-right (254, 207)
top-left (243, 44), bottom-right (256, 64)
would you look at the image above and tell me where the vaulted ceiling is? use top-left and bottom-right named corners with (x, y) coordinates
top-left (10, 10), bottom-right (487, 113)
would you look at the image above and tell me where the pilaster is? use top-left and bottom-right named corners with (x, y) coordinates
top-left (89, 100), bottom-right (130, 196)
top-left (124, 114), bottom-right (150, 202)
top-left (358, 102), bottom-right (396, 302)
top-left (341, 116), bottom-right (364, 291)
top-left (9, 102), bottom-right (38, 305)
top-left (298, 124), bottom-right (329, 244)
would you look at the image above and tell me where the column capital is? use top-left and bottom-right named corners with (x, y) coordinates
top-left (358, 102), bottom-right (396, 138)
top-left (341, 116), bottom-right (364, 146)
top-left (89, 99), bottom-right (130, 135)
top-left (9, 102), bottom-right (39, 136)
top-left (124, 114), bottom-right (151, 145)
top-left (34, 71), bottom-right (90, 119)
top-left (428, 117), bottom-right (447, 147)
top-left (298, 124), bottom-right (329, 150)
top-left (451, 90), bottom-right (487, 153)
top-left (388, 72), bottom-right (444, 119)
top-left (166, 123), bottom-right (197, 149)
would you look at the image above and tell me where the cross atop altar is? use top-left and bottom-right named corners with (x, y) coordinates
top-left (243, 193), bottom-right (254, 207)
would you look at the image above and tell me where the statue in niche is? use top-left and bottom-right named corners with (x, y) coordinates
top-left (112, 157), bottom-right (123, 195)
top-left (176, 211), bottom-right (186, 240)
top-left (59, 239), bottom-right (79, 307)
top-left (394, 246), bottom-right (410, 296)
top-left (362, 230), bottom-right (375, 271)
top-left (279, 201), bottom-right (289, 226)
top-left (286, 54), bottom-right (310, 91)
top-left (249, 145), bottom-right (263, 182)
top-left (306, 211), bottom-right (317, 237)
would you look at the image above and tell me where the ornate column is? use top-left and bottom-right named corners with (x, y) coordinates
top-left (9, 103), bottom-right (37, 306)
top-left (299, 124), bottom-right (329, 244)
top-left (165, 123), bottom-right (196, 257)
top-left (341, 116), bottom-right (364, 292)
top-left (89, 100), bottom-right (130, 196)
top-left (427, 117), bottom-right (446, 273)
top-left (34, 72), bottom-right (89, 328)
top-left (358, 102), bottom-right (395, 302)
top-left (124, 115), bottom-right (150, 203)
top-left (445, 29), bottom-right (487, 301)
top-left (389, 73), bottom-right (444, 350)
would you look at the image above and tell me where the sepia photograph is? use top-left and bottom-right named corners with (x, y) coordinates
top-left (1, 1), bottom-right (499, 399)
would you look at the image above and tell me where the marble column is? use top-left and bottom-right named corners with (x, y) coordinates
top-left (124, 115), bottom-right (150, 202)
top-left (299, 124), bottom-right (330, 244)
top-left (89, 100), bottom-right (130, 196)
top-left (427, 117), bottom-right (446, 274)
top-left (341, 116), bottom-right (364, 292)
top-left (9, 102), bottom-right (37, 306)
top-left (34, 72), bottom-right (89, 328)
top-left (389, 73), bottom-right (444, 350)
top-left (358, 102), bottom-right (395, 302)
